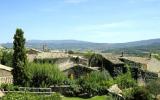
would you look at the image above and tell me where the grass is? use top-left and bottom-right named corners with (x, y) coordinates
top-left (62, 96), bottom-right (107, 100)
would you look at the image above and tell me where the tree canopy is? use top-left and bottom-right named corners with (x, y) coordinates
top-left (12, 28), bottom-right (28, 86)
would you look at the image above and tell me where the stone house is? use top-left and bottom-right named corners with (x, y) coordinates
top-left (58, 60), bottom-right (99, 79)
top-left (120, 57), bottom-right (159, 83)
top-left (102, 55), bottom-right (126, 77)
top-left (27, 48), bottom-right (43, 62)
top-left (0, 64), bottom-right (13, 85)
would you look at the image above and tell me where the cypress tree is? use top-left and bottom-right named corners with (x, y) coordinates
top-left (12, 28), bottom-right (28, 86)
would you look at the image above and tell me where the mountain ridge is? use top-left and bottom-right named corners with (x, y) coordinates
top-left (2, 38), bottom-right (160, 51)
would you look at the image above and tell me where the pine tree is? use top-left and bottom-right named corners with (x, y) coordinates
top-left (12, 28), bottom-right (28, 86)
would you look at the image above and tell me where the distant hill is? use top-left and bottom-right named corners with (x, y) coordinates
top-left (27, 40), bottom-right (92, 44)
top-left (2, 38), bottom-right (160, 52)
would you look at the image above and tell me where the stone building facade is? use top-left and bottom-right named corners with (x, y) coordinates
top-left (0, 64), bottom-right (13, 85)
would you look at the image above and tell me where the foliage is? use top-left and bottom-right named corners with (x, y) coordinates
top-left (83, 51), bottom-right (95, 59)
top-left (154, 54), bottom-right (160, 61)
top-left (63, 95), bottom-right (108, 100)
top-left (70, 57), bottom-right (80, 64)
top-left (123, 88), bottom-right (135, 100)
top-left (0, 84), bottom-right (19, 91)
top-left (114, 69), bottom-right (137, 89)
top-left (34, 58), bottom-right (69, 65)
top-left (77, 70), bottom-right (112, 97)
top-left (68, 50), bottom-right (74, 54)
top-left (88, 54), bottom-right (105, 68)
top-left (12, 28), bottom-right (29, 86)
top-left (123, 87), bottom-right (153, 100)
top-left (1, 93), bottom-right (62, 100)
top-left (146, 78), bottom-right (160, 96)
top-left (1, 50), bottom-right (13, 67)
top-left (131, 87), bottom-right (153, 100)
top-left (34, 58), bottom-right (59, 64)
top-left (26, 63), bottom-right (66, 87)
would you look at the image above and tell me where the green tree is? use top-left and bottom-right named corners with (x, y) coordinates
top-left (1, 50), bottom-right (13, 67)
top-left (12, 28), bottom-right (28, 86)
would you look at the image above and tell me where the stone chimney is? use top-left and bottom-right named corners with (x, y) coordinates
top-left (120, 52), bottom-right (124, 57)
top-left (149, 52), bottom-right (152, 59)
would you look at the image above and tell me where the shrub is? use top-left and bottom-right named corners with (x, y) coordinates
top-left (123, 87), bottom-right (153, 100)
top-left (26, 63), bottom-right (66, 87)
top-left (1, 93), bottom-right (62, 100)
top-left (78, 70), bottom-right (112, 97)
top-left (34, 58), bottom-right (58, 64)
top-left (68, 50), bottom-right (74, 54)
top-left (146, 78), bottom-right (160, 96)
top-left (83, 51), bottom-right (94, 59)
top-left (114, 71), bottom-right (137, 89)
top-left (132, 87), bottom-right (153, 100)
top-left (0, 84), bottom-right (19, 91)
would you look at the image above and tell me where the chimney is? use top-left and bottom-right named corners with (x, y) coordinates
top-left (121, 51), bottom-right (124, 57)
top-left (149, 52), bottom-right (152, 59)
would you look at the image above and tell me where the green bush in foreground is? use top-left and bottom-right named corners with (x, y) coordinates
top-left (146, 78), bottom-right (160, 96)
top-left (123, 87), bottom-right (153, 100)
top-left (114, 70), bottom-right (137, 89)
top-left (1, 93), bottom-right (62, 100)
top-left (0, 84), bottom-right (19, 91)
top-left (26, 63), bottom-right (66, 87)
top-left (77, 70), bottom-right (112, 97)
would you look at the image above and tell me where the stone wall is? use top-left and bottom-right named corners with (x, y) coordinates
top-left (63, 65), bottom-right (95, 79)
top-left (0, 69), bottom-right (12, 77)
top-left (120, 58), bottom-right (158, 82)
top-left (0, 69), bottom-right (13, 84)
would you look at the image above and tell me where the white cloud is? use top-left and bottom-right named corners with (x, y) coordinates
top-left (64, 0), bottom-right (88, 4)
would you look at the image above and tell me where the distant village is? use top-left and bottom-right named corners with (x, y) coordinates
top-left (1, 45), bottom-right (160, 85)
top-left (1, 42), bottom-right (160, 99)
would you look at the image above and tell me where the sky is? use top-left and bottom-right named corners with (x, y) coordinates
top-left (0, 0), bottom-right (160, 43)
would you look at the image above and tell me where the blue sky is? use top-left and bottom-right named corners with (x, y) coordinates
top-left (0, 0), bottom-right (160, 43)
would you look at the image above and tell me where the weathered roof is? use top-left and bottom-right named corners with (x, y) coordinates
top-left (28, 48), bottom-right (43, 53)
top-left (102, 54), bottom-right (124, 64)
top-left (121, 57), bottom-right (149, 65)
top-left (0, 64), bottom-right (13, 71)
top-left (58, 61), bottom-right (98, 72)
top-left (121, 57), bottom-right (160, 73)
top-left (36, 52), bottom-right (69, 59)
